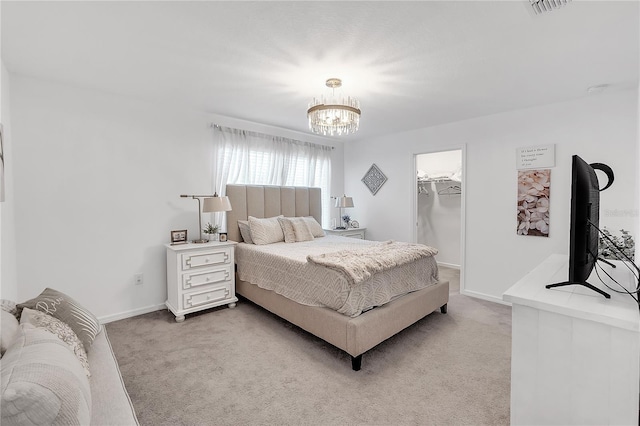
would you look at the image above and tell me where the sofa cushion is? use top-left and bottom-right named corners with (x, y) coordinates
top-left (89, 329), bottom-right (140, 425)
top-left (20, 308), bottom-right (91, 378)
top-left (1, 324), bottom-right (91, 425)
top-left (1, 309), bottom-right (20, 356)
top-left (17, 288), bottom-right (102, 352)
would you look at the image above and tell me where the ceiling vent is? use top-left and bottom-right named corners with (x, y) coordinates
top-left (529, 0), bottom-right (571, 15)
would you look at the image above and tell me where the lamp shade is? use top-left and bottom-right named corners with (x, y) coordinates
top-left (335, 195), bottom-right (354, 208)
top-left (203, 196), bottom-right (232, 212)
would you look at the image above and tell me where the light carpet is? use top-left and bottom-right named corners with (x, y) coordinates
top-left (106, 268), bottom-right (512, 425)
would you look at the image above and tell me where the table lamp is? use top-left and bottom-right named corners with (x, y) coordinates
top-left (335, 195), bottom-right (354, 229)
top-left (180, 193), bottom-right (232, 243)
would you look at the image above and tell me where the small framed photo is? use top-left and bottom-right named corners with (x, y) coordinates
top-left (170, 229), bottom-right (188, 245)
top-left (219, 232), bottom-right (228, 242)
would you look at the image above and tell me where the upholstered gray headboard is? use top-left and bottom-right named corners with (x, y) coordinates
top-left (225, 184), bottom-right (322, 243)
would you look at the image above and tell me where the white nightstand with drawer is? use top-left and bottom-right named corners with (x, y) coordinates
top-left (323, 227), bottom-right (366, 239)
top-left (165, 241), bottom-right (238, 322)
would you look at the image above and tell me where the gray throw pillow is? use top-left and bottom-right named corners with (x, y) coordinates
top-left (17, 288), bottom-right (102, 352)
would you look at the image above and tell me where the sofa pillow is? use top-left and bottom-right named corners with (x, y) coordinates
top-left (248, 215), bottom-right (284, 245)
top-left (1, 309), bottom-right (20, 357)
top-left (303, 216), bottom-right (325, 237)
top-left (17, 288), bottom-right (102, 353)
top-left (20, 308), bottom-right (90, 378)
top-left (1, 324), bottom-right (91, 426)
top-left (237, 220), bottom-right (254, 244)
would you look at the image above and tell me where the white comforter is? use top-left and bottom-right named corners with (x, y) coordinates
top-left (235, 235), bottom-right (440, 317)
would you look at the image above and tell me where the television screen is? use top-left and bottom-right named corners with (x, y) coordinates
top-left (546, 155), bottom-right (614, 298)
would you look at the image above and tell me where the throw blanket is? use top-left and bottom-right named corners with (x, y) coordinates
top-left (307, 241), bottom-right (438, 287)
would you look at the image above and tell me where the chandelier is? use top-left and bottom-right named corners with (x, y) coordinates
top-left (307, 78), bottom-right (361, 136)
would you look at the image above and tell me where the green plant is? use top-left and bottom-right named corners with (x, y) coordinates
top-left (599, 228), bottom-right (635, 262)
top-left (203, 222), bottom-right (219, 235)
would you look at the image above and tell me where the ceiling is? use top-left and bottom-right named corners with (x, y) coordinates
top-left (2, 1), bottom-right (638, 142)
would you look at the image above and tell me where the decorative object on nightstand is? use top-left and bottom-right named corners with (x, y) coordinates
top-left (362, 163), bottom-right (387, 195)
top-left (180, 193), bottom-right (232, 243)
top-left (165, 240), bottom-right (238, 322)
top-left (170, 229), bottom-right (188, 245)
top-left (203, 222), bottom-right (219, 241)
top-left (349, 220), bottom-right (359, 228)
top-left (335, 195), bottom-right (354, 229)
top-left (324, 227), bottom-right (366, 239)
top-left (219, 232), bottom-right (227, 242)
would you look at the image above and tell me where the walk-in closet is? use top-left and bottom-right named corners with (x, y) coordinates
top-left (415, 149), bottom-right (463, 268)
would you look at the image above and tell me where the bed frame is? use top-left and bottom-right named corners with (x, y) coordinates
top-left (226, 184), bottom-right (449, 371)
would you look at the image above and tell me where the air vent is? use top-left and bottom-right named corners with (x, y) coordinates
top-left (530, 0), bottom-right (571, 15)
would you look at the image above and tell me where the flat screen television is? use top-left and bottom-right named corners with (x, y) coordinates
top-left (546, 155), bottom-right (614, 298)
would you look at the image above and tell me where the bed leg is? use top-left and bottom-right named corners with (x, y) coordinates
top-left (351, 355), bottom-right (362, 371)
top-left (440, 303), bottom-right (448, 314)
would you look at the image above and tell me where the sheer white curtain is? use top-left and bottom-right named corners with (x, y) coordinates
top-left (212, 125), bottom-right (332, 227)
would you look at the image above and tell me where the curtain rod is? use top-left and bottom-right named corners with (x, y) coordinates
top-left (210, 123), bottom-right (335, 150)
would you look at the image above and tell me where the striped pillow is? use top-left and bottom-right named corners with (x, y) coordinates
top-left (17, 288), bottom-right (102, 353)
top-left (248, 216), bottom-right (284, 245)
top-left (1, 324), bottom-right (91, 425)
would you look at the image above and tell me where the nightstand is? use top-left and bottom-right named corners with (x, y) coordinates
top-left (165, 241), bottom-right (238, 322)
top-left (324, 227), bottom-right (366, 239)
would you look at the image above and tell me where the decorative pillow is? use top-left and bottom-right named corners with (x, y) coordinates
top-left (238, 220), bottom-right (254, 244)
top-left (1, 324), bottom-right (91, 425)
top-left (248, 215), bottom-right (284, 245)
top-left (303, 216), bottom-right (325, 237)
top-left (16, 288), bottom-right (102, 353)
top-left (20, 308), bottom-right (90, 378)
top-left (278, 217), bottom-right (315, 243)
top-left (1, 309), bottom-right (20, 357)
top-left (278, 217), bottom-right (297, 243)
top-left (1, 300), bottom-right (17, 317)
top-left (291, 217), bottom-right (314, 242)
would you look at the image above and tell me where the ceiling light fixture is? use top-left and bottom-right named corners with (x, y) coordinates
top-left (307, 78), bottom-right (361, 136)
top-left (529, 0), bottom-right (571, 15)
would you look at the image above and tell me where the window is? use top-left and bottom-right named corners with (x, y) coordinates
top-left (213, 126), bottom-right (332, 227)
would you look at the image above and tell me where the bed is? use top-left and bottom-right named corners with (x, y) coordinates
top-left (226, 184), bottom-right (449, 370)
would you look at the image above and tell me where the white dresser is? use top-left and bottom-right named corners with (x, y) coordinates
top-left (323, 227), bottom-right (366, 239)
top-left (165, 241), bottom-right (238, 322)
top-left (503, 254), bottom-right (639, 425)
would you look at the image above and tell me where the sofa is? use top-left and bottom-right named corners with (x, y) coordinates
top-left (1, 289), bottom-right (138, 425)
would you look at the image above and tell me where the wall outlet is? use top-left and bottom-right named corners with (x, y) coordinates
top-left (134, 273), bottom-right (144, 285)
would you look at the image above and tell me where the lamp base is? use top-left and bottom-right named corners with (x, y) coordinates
top-left (191, 239), bottom-right (209, 244)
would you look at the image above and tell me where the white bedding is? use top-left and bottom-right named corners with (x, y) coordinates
top-left (235, 235), bottom-right (440, 317)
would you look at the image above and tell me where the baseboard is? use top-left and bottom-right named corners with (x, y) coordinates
top-left (98, 303), bottom-right (166, 324)
top-left (460, 289), bottom-right (511, 306)
top-left (437, 262), bottom-right (460, 269)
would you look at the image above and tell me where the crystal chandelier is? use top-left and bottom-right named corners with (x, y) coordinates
top-left (307, 78), bottom-right (361, 136)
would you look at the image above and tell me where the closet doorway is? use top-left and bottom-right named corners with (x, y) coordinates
top-left (414, 148), bottom-right (465, 293)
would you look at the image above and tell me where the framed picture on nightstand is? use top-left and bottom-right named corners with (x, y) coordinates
top-left (219, 232), bottom-right (228, 242)
top-left (170, 229), bottom-right (188, 245)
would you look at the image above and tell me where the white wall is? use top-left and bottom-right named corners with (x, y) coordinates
top-left (1, 61), bottom-right (18, 301)
top-left (8, 75), bottom-right (343, 322)
top-left (416, 150), bottom-right (462, 267)
top-left (344, 89), bottom-right (638, 302)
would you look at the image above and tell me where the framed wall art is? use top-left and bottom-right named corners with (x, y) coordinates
top-left (361, 163), bottom-right (387, 195)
